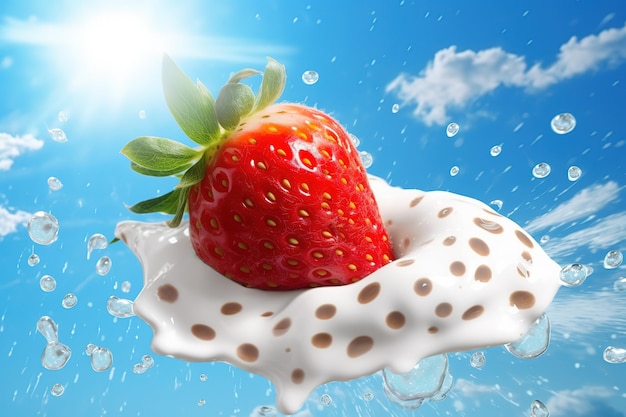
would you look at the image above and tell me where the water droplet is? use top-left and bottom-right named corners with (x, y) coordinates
top-left (107, 296), bottom-right (135, 318)
top-left (47, 177), bottom-right (63, 191)
top-left (301, 70), bottom-right (319, 85)
top-left (58, 111), bottom-right (69, 123)
top-left (61, 293), bottom-right (78, 309)
top-left (489, 200), bottom-right (503, 211)
top-left (257, 406), bottom-right (277, 417)
top-left (383, 354), bottom-right (448, 409)
top-left (431, 371), bottom-right (454, 401)
top-left (359, 151), bottom-right (373, 168)
top-left (559, 263), bottom-right (589, 287)
top-left (505, 314), bottom-right (550, 359)
top-left (603, 346), bottom-right (626, 364)
top-left (37, 317), bottom-right (72, 370)
top-left (138, 110), bottom-right (146, 119)
top-left (349, 133), bottom-right (360, 147)
top-left (28, 211), bottom-right (59, 245)
top-left (449, 166), bottom-right (459, 176)
top-left (48, 127), bottom-right (68, 143)
top-left (603, 250), bottom-right (623, 269)
top-left (87, 233), bottom-right (108, 260)
top-left (567, 166), bottom-right (582, 181)
top-left (391, 103), bottom-right (400, 113)
top-left (199, 373), bottom-right (208, 382)
top-left (469, 352), bottom-right (486, 369)
top-left (141, 354), bottom-right (154, 368)
top-left (86, 344), bottom-right (113, 372)
top-left (490, 145), bottom-right (502, 157)
top-left (197, 399), bottom-right (206, 406)
top-left (121, 281), bottom-right (131, 293)
top-left (363, 391), bottom-right (374, 401)
top-left (530, 399), bottom-right (550, 417)
top-left (551, 113), bottom-right (576, 134)
top-left (96, 256), bottom-right (112, 276)
top-left (40, 275), bottom-right (56, 292)
top-left (320, 394), bottom-right (332, 406)
top-left (28, 253), bottom-right (40, 267)
top-left (613, 277), bottom-right (626, 291)
top-left (532, 162), bottom-right (551, 179)
top-left (50, 383), bottom-right (65, 397)
top-left (446, 122), bottom-right (459, 137)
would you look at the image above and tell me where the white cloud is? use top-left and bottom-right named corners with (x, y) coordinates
top-left (525, 181), bottom-right (622, 233)
top-left (454, 379), bottom-right (500, 396)
top-left (387, 23), bottom-right (626, 125)
top-left (0, 132), bottom-right (44, 170)
top-left (0, 206), bottom-right (31, 238)
top-left (545, 386), bottom-right (623, 417)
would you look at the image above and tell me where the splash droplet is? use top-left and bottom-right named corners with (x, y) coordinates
top-left (257, 406), bottom-right (277, 417)
top-left (470, 352), bottom-right (486, 369)
top-left (107, 296), bottom-right (135, 318)
top-left (489, 200), bottom-right (503, 211)
top-left (28, 253), bottom-right (40, 267)
top-left (349, 133), bottom-right (360, 147)
top-left (603, 250), bottom-right (623, 269)
top-left (603, 346), bottom-right (626, 364)
top-left (301, 70), bottom-right (319, 85)
top-left (540, 235), bottom-right (550, 244)
top-left (86, 344), bottom-right (113, 372)
top-left (449, 166), bottom-right (459, 177)
top-left (87, 233), bottom-right (108, 260)
top-left (47, 177), bottom-right (63, 191)
top-left (40, 275), bottom-right (56, 292)
top-left (532, 163), bottom-right (551, 179)
top-left (383, 354), bottom-right (448, 409)
top-left (28, 211), bottom-right (59, 245)
top-left (320, 394), bottom-right (332, 406)
top-left (613, 277), bottom-right (626, 291)
top-left (121, 280), bottom-right (132, 293)
top-left (199, 373), bottom-right (208, 382)
top-left (505, 314), bottom-right (550, 359)
top-left (359, 151), bottom-right (373, 168)
top-left (559, 263), bottom-right (589, 287)
top-left (50, 383), bottom-right (65, 397)
top-left (446, 122), bottom-right (459, 137)
top-left (391, 104), bottom-right (400, 113)
top-left (96, 256), bottom-right (112, 276)
top-left (197, 399), bottom-right (206, 406)
top-left (363, 391), bottom-right (374, 401)
top-left (530, 399), bottom-right (550, 417)
top-left (550, 113), bottom-right (576, 134)
top-left (61, 293), bottom-right (78, 309)
top-left (37, 317), bottom-right (71, 370)
top-left (57, 111), bottom-right (69, 123)
top-left (490, 145), bottom-right (502, 157)
top-left (48, 127), bottom-right (68, 143)
top-left (567, 166), bottom-right (582, 181)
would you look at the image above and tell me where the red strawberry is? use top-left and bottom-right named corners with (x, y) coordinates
top-left (122, 55), bottom-right (394, 290)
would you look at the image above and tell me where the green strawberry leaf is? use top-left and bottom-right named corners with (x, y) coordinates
top-left (254, 57), bottom-right (286, 112)
top-left (176, 156), bottom-right (206, 188)
top-left (122, 136), bottom-right (201, 172)
top-left (167, 187), bottom-right (190, 227)
top-left (130, 161), bottom-right (192, 177)
top-left (215, 83), bottom-right (255, 130)
top-left (227, 68), bottom-right (262, 84)
top-left (162, 54), bottom-right (220, 146)
top-left (128, 189), bottom-right (182, 215)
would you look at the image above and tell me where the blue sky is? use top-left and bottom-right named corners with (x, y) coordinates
top-left (1, 1), bottom-right (626, 416)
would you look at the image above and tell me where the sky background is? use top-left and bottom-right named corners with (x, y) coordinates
top-left (1, 0), bottom-right (626, 416)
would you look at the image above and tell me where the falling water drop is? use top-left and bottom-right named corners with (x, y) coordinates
top-left (28, 253), bottom-right (40, 267)
top-left (61, 293), bottom-right (78, 309)
top-left (505, 314), bottom-right (550, 359)
top-left (48, 127), bottom-right (68, 143)
top-left (197, 399), bottom-right (206, 406)
top-left (28, 211), bottom-right (59, 245)
top-left (107, 296), bottom-right (135, 318)
top-left (559, 263), bottom-right (589, 287)
top-left (530, 399), bottom-right (550, 417)
top-left (86, 344), bottom-right (113, 372)
top-left (490, 145), bottom-right (502, 157)
top-left (50, 383), bottom-right (65, 397)
top-left (469, 352), bottom-right (486, 369)
top-left (550, 113), bottom-right (576, 134)
top-left (532, 163), bottom-right (551, 179)
top-left (87, 234), bottom-right (108, 260)
top-left (47, 177), bottom-right (63, 191)
top-left (359, 151), bottom-right (373, 168)
top-left (603, 250), bottom-right (623, 269)
top-left (133, 354), bottom-right (154, 374)
top-left (567, 166), bottom-right (582, 181)
top-left (449, 166), bottom-right (459, 177)
top-left (37, 316), bottom-right (71, 370)
top-left (391, 104), bottom-right (400, 113)
top-left (199, 373), bottom-right (208, 382)
top-left (96, 256), bottom-right (112, 276)
top-left (446, 122), bottom-right (459, 137)
top-left (603, 346), bottom-right (626, 364)
top-left (40, 275), bottom-right (57, 292)
top-left (301, 70), bottom-right (319, 85)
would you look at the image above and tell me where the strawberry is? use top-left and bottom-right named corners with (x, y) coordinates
top-left (122, 55), bottom-right (394, 290)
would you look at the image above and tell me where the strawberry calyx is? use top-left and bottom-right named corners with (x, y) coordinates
top-left (121, 54), bottom-right (286, 226)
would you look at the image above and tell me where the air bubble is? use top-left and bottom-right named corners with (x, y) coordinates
top-left (470, 352), bottom-right (485, 369)
top-left (603, 346), bottom-right (626, 364)
top-left (559, 263), bottom-right (589, 287)
top-left (28, 253), bottom-right (40, 267)
top-left (50, 383), bottom-right (65, 397)
top-left (603, 250), bottom-right (623, 269)
top-left (490, 145), bottom-right (502, 157)
top-left (446, 122), bottom-right (459, 137)
top-left (47, 177), bottom-right (63, 191)
top-left (532, 163), bottom-right (551, 179)
top-left (62, 293), bottom-right (78, 309)
top-left (107, 296), bottom-right (135, 318)
top-left (567, 166), bottom-right (582, 181)
top-left (613, 277), bottom-right (626, 291)
top-left (301, 70), bottom-right (319, 85)
top-left (96, 256), bottom-right (112, 275)
top-left (359, 151), bottom-right (373, 168)
top-left (530, 399), bottom-right (550, 417)
top-left (449, 166), bottom-right (459, 176)
top-left (28, 211), bottom-right (59, 245)
top-left (40, 275), bottom-right (56, 292)
top-left (48, 127), bottom-right (68, 143)
top-left (121, 281), bottom-right (132, 293)
top-left (550, 113), bottom-right (576, 134)
top-left (86, 344), bottom-right (113, 372)
top-left (505, 314), bottom-right (550, 359)
top-left (87, 233), bottom-right (108, 260)
top-left (391, 104), bottom-right (400, 113)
